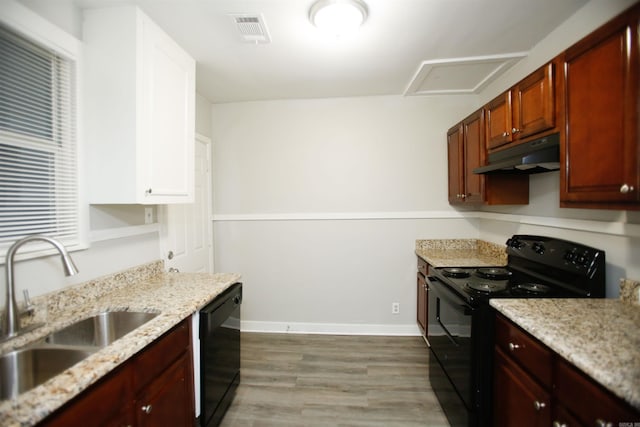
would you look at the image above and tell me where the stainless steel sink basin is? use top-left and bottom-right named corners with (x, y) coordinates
top-left (0, 347), bottom-right (94, 400)
top-left (44, 311), bottom-right (158, 347)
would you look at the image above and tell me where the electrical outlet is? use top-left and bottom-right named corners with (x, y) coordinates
top-left (144, 207), bottom-right (153, 224)
top-left (392, 302), bottom-right (400, 314)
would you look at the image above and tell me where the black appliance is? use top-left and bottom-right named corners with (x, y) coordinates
top-left (426, 235), bottom-right (605, 427)
top-left (473, 133), bottom-right (560, 174)
top-left (200, 283), bottom-right (242, 427)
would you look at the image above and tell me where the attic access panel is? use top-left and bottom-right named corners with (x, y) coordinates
top-left (404, 53), bottom-right (527, 96)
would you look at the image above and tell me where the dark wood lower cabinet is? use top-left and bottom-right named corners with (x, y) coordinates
top-left (494, 347), bottom-right (551, 427)
top-left (41, 318), bottom-right (194, 427)
top-left (416, 257), bottom-right (429, 337)
top-left (136, 353), bottom-right (192, 427)
top-left (494, 314), bottom-right (640, 427)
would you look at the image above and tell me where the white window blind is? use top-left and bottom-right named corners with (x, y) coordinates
top-left (0, 23), bottom-right (79, 255)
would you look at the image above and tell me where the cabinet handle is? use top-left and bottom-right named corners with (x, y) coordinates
top-left (460, 194), bottom-right (466, 199)
top-left (553, 422), bottom-right (567, 427)
top-left (508, 342), bottom-right (520, 351)
top-left (533, 400), bottom-right (546, 411)
top-left (145, 188), bottom-right (153, 195)
top-left (141, 404), bottom-right (152, 414)
top-left (512, 127), bottom-right (521, 134)
top-left (502, 131), bottom-right (510, 137)
top-left (620, 184), bottom-right (635, 194)
top-left (595, 420), bottom-right (613, 427)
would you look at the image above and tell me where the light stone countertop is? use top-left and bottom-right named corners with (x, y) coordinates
top-left (490, 298), bottom-right (640, 411)
top-left (0, 261), bottom-right (241, 427)
top-left (415, 239), bottom-right (507, 267)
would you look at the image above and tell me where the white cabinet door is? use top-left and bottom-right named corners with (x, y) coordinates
top-left (84, 6), bottom-right (195, 204)
top-left (141, 13), bottom-right (194, 202)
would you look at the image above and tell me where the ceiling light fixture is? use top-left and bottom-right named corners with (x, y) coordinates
top-left (309, 0), bottom-right (368, 37)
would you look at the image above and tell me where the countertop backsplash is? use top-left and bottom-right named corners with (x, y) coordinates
top-left (620, 278), bottom-right (640, 306)
top-left (415, 238), bottom-right (507, 267)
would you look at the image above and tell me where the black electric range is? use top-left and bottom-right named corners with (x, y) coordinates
top-left (426, 235), bottom-right (606, 427)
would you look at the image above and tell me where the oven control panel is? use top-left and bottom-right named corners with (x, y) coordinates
top-left (506, 235), bottom-right (603, 274)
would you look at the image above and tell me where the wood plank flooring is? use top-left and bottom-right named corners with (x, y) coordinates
top-left (219, 333), bottom-right (451, 427)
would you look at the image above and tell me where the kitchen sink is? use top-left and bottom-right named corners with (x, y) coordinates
top-left (0, 310), bottom-right (159, 401)
top-left (44, 311), bottom-right (158, 348)
top-left (0, 347), bottom-right (94, 400)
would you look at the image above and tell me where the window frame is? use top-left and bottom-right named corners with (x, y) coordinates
top-left (0, 0), bottom-right (87, 264)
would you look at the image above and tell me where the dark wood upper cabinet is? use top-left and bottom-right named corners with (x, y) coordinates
top-left (447, 123), bottom-right (465, 204)
top-left (448, 110), bottom-right (484, 204)
top-left (448, 109), bottom-right (529, 206)
top-left (486, 62), bottom-right (557, 152)
top-left (462, 111), bottom-right (485, 204)
top-left (514, 63), bottom-right (556, 140)
top-left (561, 3), bottom-right (640, 208)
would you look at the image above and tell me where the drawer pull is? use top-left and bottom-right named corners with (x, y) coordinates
top-left (595, 420), bottom-right (613, 427)
top-left (533, 400), bottom-right (546, 411)
top-left (508, 342), bottom-right (520, 351)
top-left (552, 422), bottom-right (567, 427)
top-left (141, 404), bottom-right (152, 414)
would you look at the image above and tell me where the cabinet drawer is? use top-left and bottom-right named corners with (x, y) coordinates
top-left (554, 357), bottom-right (639, 425)
top-left (495, 314), bottom-right (552, 387)
top-left (133, 318), bottom-right (190, 389)
top-left (417, 257), bottom-right (429, 277)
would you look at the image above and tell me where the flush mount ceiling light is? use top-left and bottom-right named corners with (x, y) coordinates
top-left (309, 0), bottom-right (368, 37)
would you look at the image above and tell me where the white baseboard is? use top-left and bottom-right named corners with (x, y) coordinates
top-left (241, 320), bottom-right (422, 336)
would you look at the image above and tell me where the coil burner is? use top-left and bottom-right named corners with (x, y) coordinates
top-left (442, 268), bottom-right (471, 278)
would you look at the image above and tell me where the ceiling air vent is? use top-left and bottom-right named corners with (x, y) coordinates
top-left (230, 14), bottom-right (271, 44)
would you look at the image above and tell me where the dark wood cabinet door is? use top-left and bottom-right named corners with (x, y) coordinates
top-left (486, 92), bottom-right (512, 151)
top-left (515, 62), bottom-right (555, 140)
top-left (447, 124), bottom-right (464, 204)
top-left (562, 5), bottom-right (640, 206)
top-left (554, 356), bottom-right (640, 426)
top-left (136, 353), bottom-right (193, 427)
top-left (416, 273), bottom-right (427, 335)
top-left (493, 347), bottom-right (551, 427)
top-left (41, 364), bottom-right (134, 427)
top-left (462, 110), bottom-right (485, 203)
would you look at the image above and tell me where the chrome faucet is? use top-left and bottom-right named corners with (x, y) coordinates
top-left (2, 235), bottom-right (79, 341)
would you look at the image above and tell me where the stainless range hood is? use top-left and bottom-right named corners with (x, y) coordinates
top-left (473, 133), bottom-right (560, 174)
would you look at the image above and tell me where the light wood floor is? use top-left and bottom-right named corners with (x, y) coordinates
top-left (219, 332), bottom-right (451, 427)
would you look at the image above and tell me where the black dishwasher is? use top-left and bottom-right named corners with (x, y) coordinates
top-left (200, 282), bottom-right (242, 427)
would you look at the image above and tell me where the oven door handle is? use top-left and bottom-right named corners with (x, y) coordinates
top-left (436, 298), bottom-right (460, 347)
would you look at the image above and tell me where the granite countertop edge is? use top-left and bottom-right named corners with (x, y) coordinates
top-left (0, 266), bottom-right (242, 427)
top-left (490, 298), bottom-right (640, 411)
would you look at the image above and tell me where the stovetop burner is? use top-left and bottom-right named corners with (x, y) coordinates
top-left (475, 267), bottom-right (511, 280)
top-left (442, 268), bottom-right (470, 278)
top-left (465, 281), bottom-right (509, 294)
top-left (511, 283), bottom-right (551, 295)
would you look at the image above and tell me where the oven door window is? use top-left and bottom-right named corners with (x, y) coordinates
top-left (428, 279), bottom-right (474, 410)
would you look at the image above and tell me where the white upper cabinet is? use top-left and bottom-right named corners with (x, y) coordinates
top-left (83, 6), bottom-right (195, 204)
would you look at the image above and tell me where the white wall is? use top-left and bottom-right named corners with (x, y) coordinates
top-left (211, 0), bottom-right (640, 333)
top-left (212, 95), bottom-right (480, 334)
top-left (474, 0), bottom-right (640, 297)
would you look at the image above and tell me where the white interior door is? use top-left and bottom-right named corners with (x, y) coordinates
top-left (160, 134), bottom-right (213, 273)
